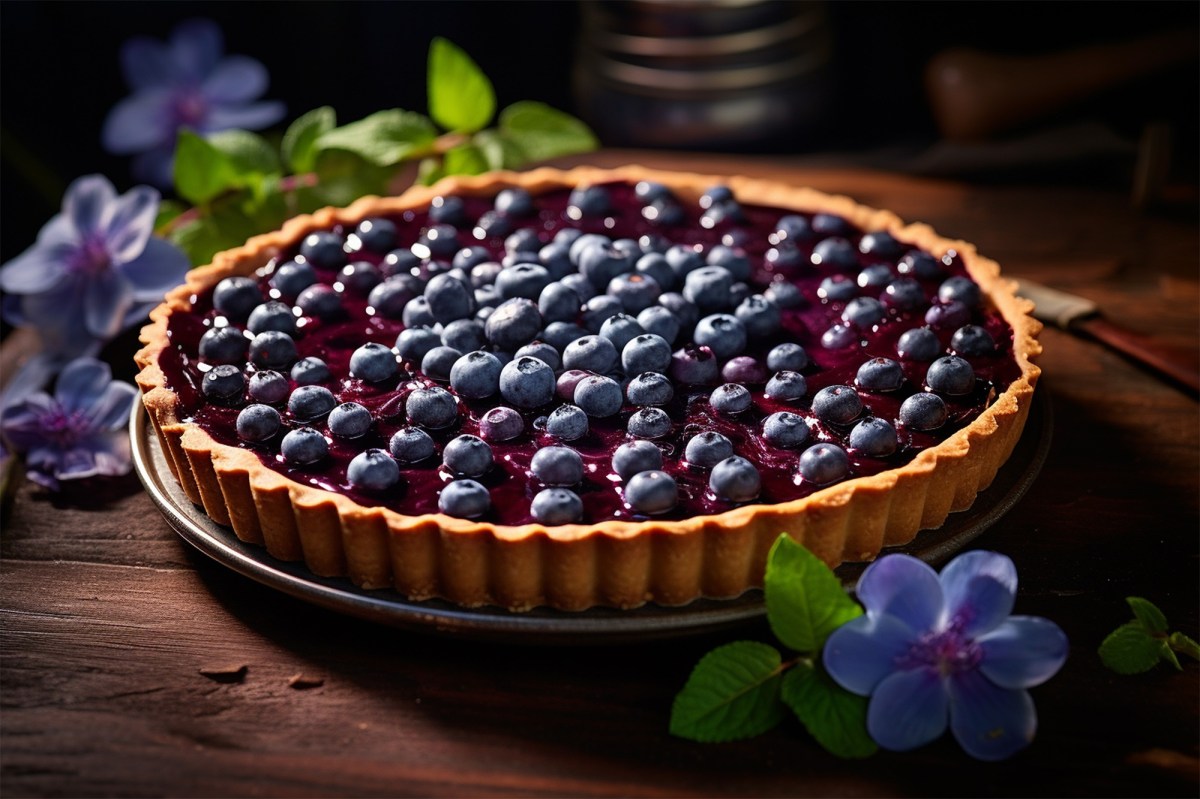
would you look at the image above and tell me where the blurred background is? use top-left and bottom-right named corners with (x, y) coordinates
top-left (3, 0), bottom-right (1198, 267)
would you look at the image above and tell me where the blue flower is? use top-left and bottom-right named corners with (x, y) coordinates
top-left (0, 358), bottom-right (138, 490)
top-left (823, 552), bottom-right (1068, 761)
top-left (0, 175), bottom-right (190, 363)
top-left (102, 18), bottom-right (285, 187)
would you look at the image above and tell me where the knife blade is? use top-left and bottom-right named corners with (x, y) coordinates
top-left (1016, 278), bottom-right (1199, 395)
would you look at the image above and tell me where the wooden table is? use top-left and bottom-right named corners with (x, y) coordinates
top-left (3, 152), bottom-right (1197, 797)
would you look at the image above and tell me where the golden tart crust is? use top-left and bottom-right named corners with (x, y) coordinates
top-left (135, 165), bottom-right (1041, 611)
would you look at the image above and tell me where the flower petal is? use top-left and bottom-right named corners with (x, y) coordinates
top-left (866, 668), bottom-right (949, 752)
top-left (54, 358), bottom-right (113, 414)
top-left (941, 551), bottom-right (1018, 636)
top-left (65, 176), bottom-right (117, 237)
top-left (0, 242), bottom-right (70, 294)
top-left (102, 90), bottom-right (175, 155)
top-left (0, 354), bottom-right (63, 410)
top-left (120, 36), bottom-right (176, 90)
top-left (82, 381), bottom-right (138, 432)
top-left (823, 613), bottom-right (917, 696)
top-left (104, 186), bottom-right (160, 265)
top-left (15, 282), bottom-right (97, 358)
top-left (203, 100), bottom-right (286, 133)
top-left (977, 616), bottom-right (1069, 689)
top-left (170, 19), bottom-right (223, 82)
top-left (202, 56), bottom-right (269, 104)
top-left (947, 669), bottom-right (1036, 761)
top-left (83, 269), bottom-right (135, 341)
top-left (117, 237), bottom-right (191, 301)
top-left (856, 554), bottom-right (945, 631)
top-left (87, 432), bottom-right (133, 477)
top-left (130, 147), bottom-right (177, 189)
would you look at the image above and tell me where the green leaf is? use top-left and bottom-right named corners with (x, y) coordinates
top-left (1126, 597), bottom-right (1169, 635)
top-left (416, 157), bottom-right (446, 187)
top-left (174, 130), bottom-right (240, 205)
top-left (765, 535), bottom-right (863, 653)
top-left (427, 37), bottom-right (496, 133)
top-left (206, 129), bottom-right (281, 178)
top-left (1099, 622), bottom-right (1169, 674)
top-left (170, 218), bottom-right (230, 267)
top-left (1160, 642), bottom-right (1183, 671)
top-left (305, 149), bottom-right (391, 208)
top-left (781, 662), bottom-right (877, 759)
top-left (316, 110), bottom-right (437, 167)
top-left (443, 143), bottom-right (489, 177)
top-left (282, 106), bottom-right (336, 173)
top-left (670, 641), bottom-right (786, 743)
top-left (1168, 631), bottom-right (1200, 662)
top-left (473, 129), bottom-right (527, 170)
top-left (154, 199), bottom-right (188, 233)
top-left (498, 101), bottom-right (599, 162)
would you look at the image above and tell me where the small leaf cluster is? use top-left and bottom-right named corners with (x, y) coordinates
top-left (160, 37), bottom-right (597, 266)
top-left (1098, 597), bottom-right (1199, 674)
top-left (670, 535), bottom-right (877, 758)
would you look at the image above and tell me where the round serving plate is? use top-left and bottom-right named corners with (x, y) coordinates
top-left (131, 390), bottom-right (1051, 645)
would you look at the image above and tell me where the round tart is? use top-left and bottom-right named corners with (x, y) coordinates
top-left (135, 166), bottom-right (1041, 611)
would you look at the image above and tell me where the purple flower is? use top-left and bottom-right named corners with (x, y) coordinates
top-left (0, 358), bottom-right (138, 490)
top-left (0, 175), bottom-right (190, 363)
top-left (823, 552), bottom-right (1068, 761)
top-left (102, 19), bottom-right (285, 187)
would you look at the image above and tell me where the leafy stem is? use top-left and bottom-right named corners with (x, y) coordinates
top-left (1099, 596), bottom-right (1199, 674)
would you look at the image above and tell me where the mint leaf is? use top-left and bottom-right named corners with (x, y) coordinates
top-left (416, 157), bottom-right (446, 187)
top-left (304, 149), bottom-right (390, 208)
top-left (206, 129), bottom-right (281, 179)
top-left (174, 130), bottom-right (240, 205)
top-left (1169, 631), bottom-right (1200, 662)
top-left (473, 129), bottom-right (527, 170)
top-left (1099, 621), bottom-right (1168, 674)
top-left (443, 143), bottom-right (489, 177)
top-left (171, 217), bottom-right (231, 266)
top-left (498, 101), bottom-right (598, 162)
top-left (1126, 597), bottom-right (1169, 635)
top-left (282, 106), bottom-right (336, 173)
top-left (765, 535), bottom-right (863, 653)
top-left (781, 662), bottom-right (877, 759)
top-left (154, 199), bottom-right (188, 233)
top-left (670, 641), bottom-right (785, 743)
top-left (427, 37), bottom-right (496, 133)
top-left (317, 110), bottom-right (437, 167)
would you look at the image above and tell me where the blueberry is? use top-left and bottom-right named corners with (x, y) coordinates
top-left (849, 417), bottom-right (898, 457)
top-left (559, 272), bottom-right (597, 301)
top-left (842, 296), bottom-right (887, 329)
top-left (710, 383), bottom-right (752, 415)
top-left (665, 246), bottom-right (706, 285)
top-left (475, 407), bottom-right (521, 444)
top-left (926, 355), bottom-right (975, 395)
top-left (515, 340), bottom-right (561, 371)
top-left (300, 232), bottom-right (347, 269)
top-left (763, 281), bottom-right (805, 309)
top-left (546, 404), bottom-right (589, 441)
top-left (693, 314), bottom-right (747, 360)
top-left (213, 277), bottom-right (262, 321)
top-left (531, 445), bottom-right (583, 486)
top-left (439, 319), bottom-right (487, 354)
top-left (347, 449), bottom-right (401, 491)
top-left (680, 266), bottom-right (731, 315)
top-left (622, 334), bottom-right (673, 375)
top-left (199, 325), bottom-right (250, 365)
top-left (443, 434), bottom-right (493, 477)
top-left (798, 443), bottom-right (850, 485)
top-left (627, 407), bottom-right (672, 439)
top-left (468, 260), bottom-right (503, 289)
top-left (568, 232), bottom-right (612, 265)
top-left (938, 276), bottom-right (982, 308)
top-left (438, 479), bottom-right (491, 518)
top-left (821, 323), bottom-right (858, 350)
top-left (767, 342), bottom-right (809, 373)
top-left (423, 273), bottom-right (475, 324)
top-left (818, 275), bottom-right (858, 302)
top-left (762, 411), bottom-right (809, 448)
top-left (896, 327), bottom-right (941, 361)
top-left (537, 242), bottom-right (574, 281)
top-left (541, 321), bottom-right (588, 353)
top-left (856, 357), bottom-right (904, 392)
top-left (368, 276), bottom-right (419, 319)
top-left (635, 306), bottom-right (682, 345)
top-left (530, 488), bottom-right (583, 525)
top-left (406, 385), bottom-right (459, 428)
top-left (951, 324), bottom-right (995, 356)
top-left (248, 331), bottom-right (298, 369)
top-left (635, 253), bottom-right (676, 292)
top-left (685, 431), bottom-right (733, 468)
top-left (325, 401), bottom-right (372, 439)
top-left (698, 185), bottom-right (734, 209)
top-left (349, 218), bottom-right (398, 254)
top-left (474, 285), bottom-right (502, 310)
top-left (474, 210), bottom-right (513, 240)
top-left (402, 296), bottom-right (437, 328)
top-left (574, 374), bottom-right (624, 418)
top-left (735, 295), bottom-right (782, 338)
top-left (453, 247), bottom-right (491, 272)
top-left (706, 245), bottom-right (751, 281)
top-left (859, 230), bottom-right (903, 259)
top-left (499, 356), bottom-right (556, 408)
top-left (416, 224), bottom-right (461, 259)
top-left (247, 301), bottom-right (297, 336)
top-left (670, 345), bottom-right (720, 385)
top-left (332, 262), bottom-right (379, 297)
top-left (925, 301), bottom-right (971, 330)
top-left (898, 251), bottom-right (943, 280)
top-left (288, 385), bottom-right (336, 421)
top-left (658, 291), bottom-right (700, 329)
top-left (201, 364), bottom-right (244, 401)
top-left (538, 282), bottom-right (582, 323)
top-left (295, 284), bottom-right (341, 320)
top-left (421, 345), bottom-right (462, 382)
top-left (581, 295), bottom-right (625, 333)
top-left (774, 214), bottom-right (812, 243)
top-left (504, 227), bottom-right (541, 255)
top-left (812, 385), bottom-right (863, 424)
top-left (610, 441), bottom-right (661, 481)
top-left (389, 426), bottom-right (436, 463)
top-left (578, 244), bottom-right (634, 292)
top-left (291, 356), bottom-right (331, 385)
top-left (562, 335), bottom-right (618, 374)
top-left (624, 470), bottom-right (677, 514)
top-left (429, 195), bottom-right (468, 226)
top-left (899, 392), bottom-right (949, 431)
top-left (709, 456), bottom-right (761, 502)
top-left (281, 426), bottom-right (328, 465)
top-left (350, 342), bottom-right (398, 383)
top-left (882, 277), bottom-right (927, 312)
top-left (396, 327), bottom-right (441, 365)
top-left (857, 263), bottom-right (895, 289)
top-left (485, 298), bottom-right (542, 351)
top-left (236, 403), bottom-right (281, 442)
top-left (567, 185), bottom-right (611, 218)
top-left (496, 263), bottom-right (552, 301)
top-left (701, 200), bottom-right (744, 228)
top-left (765, 370), bottom-right (808, 402)
top-left (722, 356), bottom-right (769, 384)
top-left (495, 187), bottom-right (535, 217)
top-left (607, 273), bottom-right (662, 315)
top-left (622, 372), bottom-right (671, 407)
top-left (381, 248), bottom-right (421, 278)
top-left (248, 370), bottom-right (289, 404)
top-left (269, 260), bottom-right (317, 299)
top-left (599, 314), bottom-right (646, 354)
top-left (765, 241), bottom-right (805, 270)
top-left (811, 237), bottom-right (858, 270)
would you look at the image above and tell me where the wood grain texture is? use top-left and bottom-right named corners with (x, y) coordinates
top-left (2, 154), bottom-right (1197, 798)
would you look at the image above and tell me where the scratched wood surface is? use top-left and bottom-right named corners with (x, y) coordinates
top-left (2, 152), bottom-right (1197, 798)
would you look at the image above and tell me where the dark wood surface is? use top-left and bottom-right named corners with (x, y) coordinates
top-left (2, 152), bottom-right (1197, 798)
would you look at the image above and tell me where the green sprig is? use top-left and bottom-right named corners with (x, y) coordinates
top-left (1099, 597), bottom-right (1199, 674)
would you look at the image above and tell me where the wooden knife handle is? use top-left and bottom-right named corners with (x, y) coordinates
top-left (1076, 316), bottom-right (1200, 395)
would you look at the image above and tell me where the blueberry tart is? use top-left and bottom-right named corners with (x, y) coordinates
top-left (135, 166), bottom-right (1040, 611)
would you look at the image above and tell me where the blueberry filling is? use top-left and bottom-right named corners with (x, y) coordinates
top-left (160, 181), bottom-right (1020, 526)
